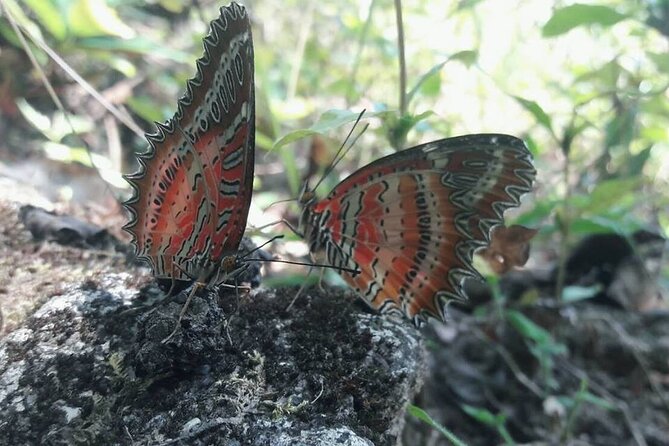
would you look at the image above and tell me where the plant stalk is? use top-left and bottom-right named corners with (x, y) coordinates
top-left (393, 0), bottom-right (407, 116)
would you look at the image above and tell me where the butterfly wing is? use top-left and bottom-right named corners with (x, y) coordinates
top-left (124, 3), bottom-right (254, 281)
top-left (308, 134), bottom-right (535, 324)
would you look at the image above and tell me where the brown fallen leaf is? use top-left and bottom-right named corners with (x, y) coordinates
top-left (479, 225), bottom-right (538, 274)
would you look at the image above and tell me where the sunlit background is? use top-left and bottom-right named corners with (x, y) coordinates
top-left (1, 0), bottom-right (667, 225)
top-left (2, 0), bottom-right (667, 287)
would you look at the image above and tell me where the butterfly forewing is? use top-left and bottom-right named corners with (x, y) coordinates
top-left (305, 134), bottom-right (535, 325)
top-left (124, 3), bottom-right (254, 282)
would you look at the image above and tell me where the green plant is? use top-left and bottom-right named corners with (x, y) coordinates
top-left (558, 378), bottom-right (616, 442)
top-left (407, 404), bottom-right (469, 446)
top-left (505, 310), bottom-right (566, 390)
top-left (461, 404), bottom-right (515, 446)
top-left (510, 1), bottom-right (669, 297)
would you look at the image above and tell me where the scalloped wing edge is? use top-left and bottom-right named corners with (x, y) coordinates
top-left (414, 139), bottom-right (536, 326)
top-left (122, 3), bottom-right (249, 263)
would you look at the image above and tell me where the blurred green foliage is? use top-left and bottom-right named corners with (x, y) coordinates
top-left (407, 404), bottom-right (469, 446)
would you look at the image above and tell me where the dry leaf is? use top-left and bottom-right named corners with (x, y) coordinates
top-left (479, 225), bottom-right (538, 274)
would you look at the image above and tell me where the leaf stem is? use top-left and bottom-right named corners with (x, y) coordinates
top-left (393, 0), bottom-right (407, 116)
top-left (346, 0), bottom-right (377, 105)
top-left (555, 142), bottom-right (572, 301)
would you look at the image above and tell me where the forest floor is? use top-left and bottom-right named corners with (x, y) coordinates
top-left (0, 168), bottom-right (668, 445)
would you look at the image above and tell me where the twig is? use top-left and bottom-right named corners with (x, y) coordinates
top-left (1, 3), bottom-right (144, 138)
top-left (155, 417), bottom-right (242, 446)
top-left (558, 359), bottom-right (648, 446)
top-left (123, 425), bottom-right (134, 445)
top-left (559, 379), bottom-right (586, 443)
top-left (554, 146), bottom-right (572, 300)
top-left (287, 3), bottom-right (315, 100)
top-left (393, 0), bottom-right (407, 116)
top-left (311, 376), bottom-right (324, 404)
top-left (471, 326), bottom-right (544, 398)
top-left (601, 317), bottom-right (669, 412)
top-left (346, 0), bottom-right (377, 105)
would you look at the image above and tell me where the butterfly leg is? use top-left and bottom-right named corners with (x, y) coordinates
top-left (316, 266), bottom-right (326, 292)
top-left (165, 261), bottom-right (179, 297)
top-left (214, 262), bottom-right (252, 294)
top-left (162, 281), bottom-right (203, 344)
top-left (252, 219), bottom-right (303, 238)
top-left (221, 277), bottom-right (240, 346)
top-left (166, 276), bottom-right (178, 299)
top-left (165, 261), bottom-right (197, 299)
top-left (285, 265), bottom-right (314, 312)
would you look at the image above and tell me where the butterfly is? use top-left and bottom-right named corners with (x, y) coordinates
top-left (298, 134), bottom-right (536, 326)
top-left (123, 3), bottom-right (255, 292)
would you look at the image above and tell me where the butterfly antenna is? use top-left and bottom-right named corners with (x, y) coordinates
top-left (240, 235), bottom-right (285, 260)
top-left (331, 122), bottom-right (370, 174)
top-left (238, 234), bottom-right (360, 274)
top-left (312, 109), bottom-right (367, 192)
top-left (263, 197), bottom-right (298, 211)
top-left (244, 257), bottom-right (359, 275)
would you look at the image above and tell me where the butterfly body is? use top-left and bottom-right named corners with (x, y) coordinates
top-left (299, 134), bottom-right (535, 325)
top-left (124, 3), bottom-right (254, 287)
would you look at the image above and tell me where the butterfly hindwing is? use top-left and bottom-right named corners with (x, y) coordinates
top-left (307, 134), bottom-right (535, 324)
top-left (124, 3), bottom-right (254, 282)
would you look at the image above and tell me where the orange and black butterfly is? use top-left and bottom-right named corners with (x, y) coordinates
top-left (124, 3), bottom-right (255, 288)
top-left (298, 134), bottom-right (536, 326)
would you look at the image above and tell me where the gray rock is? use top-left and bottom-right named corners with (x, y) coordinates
top-left (0, 275), bottom-right (426, 445)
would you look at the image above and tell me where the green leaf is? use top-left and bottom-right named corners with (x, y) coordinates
top-left (76, 37), bottom-right (191, 62)
top-left (450, 49), bottom-right (479, 67)
top-left (569, 216), bottom-right (640, 235)
top-left (255, 131), bottom-right (275, 152)
top-left (461, 404), bottom-right (498, 427)
top-left (158, 0), bottom-right (186, 13)
top-left (23, 0), bottom-right (67, 41)
top-left (42, 142), bottom-right (126, 188)
top-left (419, 69), bottom-right (442, 98)
top-left (575, 59), bottom-right (621, 86)
top-left (310, 109), bottom-right (370, 133)
top-left (561, 285), bottom-right (601, 302)
top-left (586, 178), bottom-right (641, 214)
top-left (648, 52), bottom-right (669, 73)
top-left (542, 4), bottom-right (628, 37)
top-left (68, 0), bottom-right (134, 38)
top-left (16, 99), bottom-right (93, 141)
top-left (379, 110), bottom-right (434, 149)
top-left (604, 105), bottom-right (637, 150)
top-left (407, 50), bottom-right (477, 105)
top-left (579, 392), bottom-right (617, 411)
top-left (126, 96), bottom-right (165, 124)
top-left (513, 96), bottom-right (553, 134)
top-left (272, 109), bottom-right (373, 150)
top-left (279, 145), bottom-right (300, 195)
top-left (512, 198), bottom-right (560, 227)
top-left (457, 0), bottom-right (486, 10)
top-left (407, 405), bottom-right (469, 446)
top-left (0, 0), bottom-right (45, 46)
top-left (43, 141), bottom-right (97, 166)
top-left (272, 129), bottom-right (320, 150)
top-left (407, 61), bottom-right (444, 105)
top-left (623, 145), bottom-right (653, 177)
top-left (506, 310), bottom-right (552, 345)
